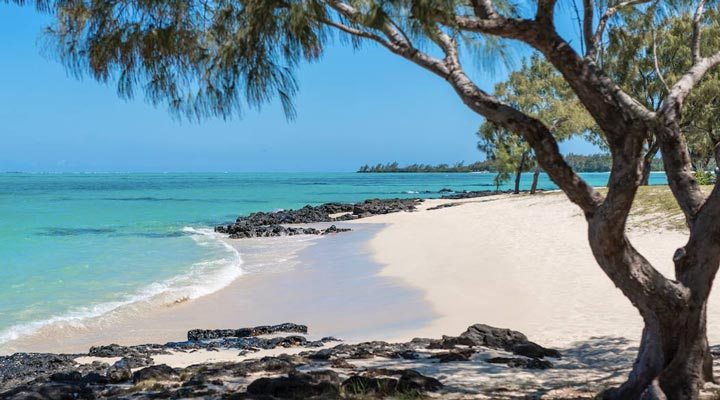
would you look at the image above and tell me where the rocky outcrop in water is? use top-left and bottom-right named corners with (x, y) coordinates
top-left (0, 322), bottom-right (563, 399)
top-left (215, 198), bottom-right (421, 239)
top-left (441, 189), bottom-right (545, 199)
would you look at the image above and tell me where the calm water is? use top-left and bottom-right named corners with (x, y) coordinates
top-left (0, 171), bottom-right (667, 346)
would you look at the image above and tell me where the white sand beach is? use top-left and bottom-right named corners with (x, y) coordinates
top-left (357, 193), bottom-right (703, 347)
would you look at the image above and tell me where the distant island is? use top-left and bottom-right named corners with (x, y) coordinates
top-left (358, 153), bottom-right (664, 173)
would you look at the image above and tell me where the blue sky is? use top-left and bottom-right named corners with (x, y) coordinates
top-left (0, 4), bottom-right (599, 172)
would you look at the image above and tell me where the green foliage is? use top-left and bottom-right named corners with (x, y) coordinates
top-left (477, 54), bottom-right (597, 178)
top-left (695, 170), bottom-right (716, 186)
top-left (603, 8), bottom-right (720, 167)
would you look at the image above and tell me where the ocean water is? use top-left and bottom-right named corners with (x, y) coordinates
top-left (0, 171), bottom-right (667, 349)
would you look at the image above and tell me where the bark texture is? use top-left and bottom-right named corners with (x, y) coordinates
top-left (514, 151), bottom-right (528, 194)
top-left (530, 163), bottom-right (541, 194)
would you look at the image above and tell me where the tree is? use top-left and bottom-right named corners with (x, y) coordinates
top-left (478, 123), bottom-right (532, 193)
top-left (600, 9), bottom-right (720, 183)
top-left (478, 54), bottom-right (596, 194)
top-left (9, 0), bottom-right (720, 397)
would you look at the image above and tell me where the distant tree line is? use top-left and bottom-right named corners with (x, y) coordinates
top-left (357, 154), bottom-right (665, 175)
top-left (563, 154), bottom-right (665, 173)
top-left (357, 161), bottom-right (494, 173)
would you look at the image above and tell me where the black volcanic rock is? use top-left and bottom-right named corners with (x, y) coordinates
top-left (246, 370), bottom-right (341, 398)
top-left (188, 323), bottom-right (308, 341)
top-left (0, 322), bottom-right (563, 399)
top-left (215, 198), bottom-right (421, 239)
top-left (132, 364), bottom-right (179, 383)
top-left (487, 356), bottom-right (554, 369)
top-left (0, 353), bottom-right (79, 393)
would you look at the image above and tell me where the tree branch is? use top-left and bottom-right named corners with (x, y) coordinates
top-left (452, 14), bottom-right (655, 150)
top-left (536, 0), bottom-right (557, 26)
top-left (444, 69), bottom-right (604, 214)
top-left (587, 0), bottom-right (654, 60)
top-left (652, 27), bottom-right (670, 95)
top-left (320, 18), bottom-right (397, 52)
top-left (327, 0), bottom-right (409, 48)
top-left (692, 0), bottom-right (708, 64)
top-left (469, 0), bottom-right (498, 19)
top-left (582, 0), bottom-right (594, 57)
top-left (324, 1), bottom-right (450, 79)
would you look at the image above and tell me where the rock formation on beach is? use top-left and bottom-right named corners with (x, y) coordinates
top-left (0, 322), bottom-right (563, 399)
top-left (215, 198), bottom-right (421, 239)
top-left (214, 191), bottom-right (537, 239)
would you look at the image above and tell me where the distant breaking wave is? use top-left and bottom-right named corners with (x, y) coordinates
top-left (0, 227), bottom-right (243, 346)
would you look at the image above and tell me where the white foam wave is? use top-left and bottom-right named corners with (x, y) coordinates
top-left (0, 227), bottom-right (243, 346)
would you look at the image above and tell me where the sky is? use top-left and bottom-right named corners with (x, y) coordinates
top-left (0, 4), bottom-right (599, 172)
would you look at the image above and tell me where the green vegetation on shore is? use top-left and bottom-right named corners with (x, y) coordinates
top-left (358, 154), bottom-right (665, 174)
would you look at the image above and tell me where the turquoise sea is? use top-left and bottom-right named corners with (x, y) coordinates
top-left (0, 171), bottom-right (667, 348)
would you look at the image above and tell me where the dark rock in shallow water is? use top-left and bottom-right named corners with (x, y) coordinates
top-left (441, 190), bottom-right (500, 199)
top-left (487, 356), bottom-right (554, 369)
top-left (442, 189), bottom-right (545, 199)
top-left (187, 322), bottom-right (308, 341)
top-left (215, 198), bottom-right (420, 239)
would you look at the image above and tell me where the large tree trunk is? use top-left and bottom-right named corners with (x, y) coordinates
top-left (530, 162), bottom-right (541, 194)
top-left (514, 151), bottom-right (528, 194)
top-left (604, 302), bottom-right (713, 399)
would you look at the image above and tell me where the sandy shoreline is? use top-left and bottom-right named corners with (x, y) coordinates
top-left (5, 191), bottom-right (715, 359)
top-left (1, 222), bottom-right (432, 354)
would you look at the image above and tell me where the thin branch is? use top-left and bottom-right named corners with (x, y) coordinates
top-left (325, 1), bottom-right (450, 80)
top-left (652, 27), bottom-right (670, 95)
top-left (320, 17), bottom-right (396, 51)
top-left (692, 0), bottom-right (708, 63)
top-left (327, 0), bottom-right (409, 48)
top-left (582, 0), bottom-right (594, 57)
top-left (588, 0), bottom-right (654, 59)
top-left (570, 0), bottom-right (586, 54)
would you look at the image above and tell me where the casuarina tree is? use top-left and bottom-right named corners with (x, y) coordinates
top-left (6, 0), bottom-right (720, 397)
